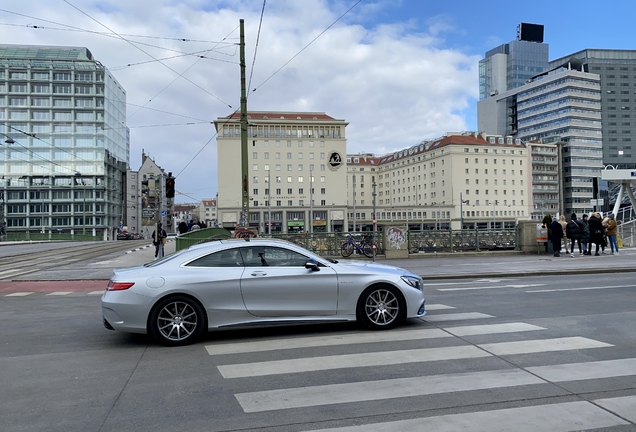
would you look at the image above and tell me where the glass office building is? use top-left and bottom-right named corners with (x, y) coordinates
top-left (0, 45), bottom-right (129, 239)
top-left (550, 49), bottom-right (636, 169)
top-left (479, 32), bottom-right (549, 100)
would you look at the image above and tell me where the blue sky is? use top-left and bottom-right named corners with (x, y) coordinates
top-left (1, 0), bottom-right (635, 201)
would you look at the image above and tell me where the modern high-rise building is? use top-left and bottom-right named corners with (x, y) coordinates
top-left (549, 49), bottom-right (636, 169)
top-left (478, 64), bottom-right (603, 217)
top-left (479, 23), bottom-right (549, 101)
top-left (0, 45), bottom-right (128, 240)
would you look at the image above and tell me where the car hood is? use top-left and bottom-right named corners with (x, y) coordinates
top-left (332, 260), bottom-right (409, 276)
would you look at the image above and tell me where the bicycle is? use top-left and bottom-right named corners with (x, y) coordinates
top-left (341, 234), bottom-right (375, 258)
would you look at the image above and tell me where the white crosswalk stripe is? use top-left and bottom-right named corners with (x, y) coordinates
top-left (4, 292), bottom-right (34, 297)
top-left (305, 399), bottom-right (633, 431)
top-left (206, 305), bottom-right (634, 430)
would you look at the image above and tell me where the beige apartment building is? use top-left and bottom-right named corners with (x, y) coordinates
top-left (215, 111), bottom-right (349, 233)
top-left (216, 110), bottom-right (532, 233)
top-left (347, 132), bottom-right (532, 230)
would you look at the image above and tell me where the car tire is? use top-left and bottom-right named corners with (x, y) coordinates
top-left (149, 296), bottom-right (206, 346)
top-left (357, 285), bottom-right (404, 330)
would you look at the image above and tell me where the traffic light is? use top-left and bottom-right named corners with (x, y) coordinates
top-left (166, 174), bottom-right (175, 198)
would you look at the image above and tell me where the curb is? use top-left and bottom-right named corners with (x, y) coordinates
top-left (421, 266), bottom-right (636, 280)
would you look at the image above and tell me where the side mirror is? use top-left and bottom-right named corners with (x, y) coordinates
top-left (304, 258), bottom-right (320, 271)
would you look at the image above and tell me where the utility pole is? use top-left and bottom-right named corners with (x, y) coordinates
top-left (239, 18), bottom-right (249, 228)
top-left (352, 174), bottom-right (356, 232)
top-left (372, 179), bottom-right (377, 262)
top-left (309, 166), bottom-right (313, 235)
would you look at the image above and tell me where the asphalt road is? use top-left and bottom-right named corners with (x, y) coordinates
top-left (2, 268), bottom-right (636, 431)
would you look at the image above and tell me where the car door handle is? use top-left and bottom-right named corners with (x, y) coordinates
top-left (250, 271), bottom-right (267, 277)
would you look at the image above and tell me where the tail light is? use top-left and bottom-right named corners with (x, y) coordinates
top-left (107, 281), bottom-right (135, 291)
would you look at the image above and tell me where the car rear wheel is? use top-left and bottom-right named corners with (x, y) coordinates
top-left (357, 285), bottom-right (403, 330)
top-left (149, 296), bottom-right (205, 346)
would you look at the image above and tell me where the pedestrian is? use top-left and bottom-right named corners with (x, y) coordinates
top-left (587, 213), bottom-right (604, 256)
top-left (601, 213), bottom-right (611, 254)
top-left (550, 217), bottom-right (564, 257)
top-left (565, 213), bottom-right (583, 257)
top-left (606, 213), bottom-right (619, 254)
top-left (178, 221), bottom-right (188, 235)
top-left (542, 213), bottom-right (552, 253)
top-left (151, 222), bottom-right (167, 259)
top-left (558, 215), bottom-right (568, 252)
top-left (580, 213), bottom-right (590, 255)
top-left (187, 219), bottom-right (194, 232)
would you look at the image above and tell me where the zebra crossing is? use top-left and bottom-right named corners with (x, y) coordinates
top-left (204, 303), bottom-right (636, 431)
top-left (3, 291), bottom-right (104, 297)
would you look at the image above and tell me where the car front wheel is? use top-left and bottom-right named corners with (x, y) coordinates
top-left (357, 286), bottom-right (403, 330)
top-left (149, 296), bottom-right (205, 346)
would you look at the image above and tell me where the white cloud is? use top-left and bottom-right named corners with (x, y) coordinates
top-left (0, 0), bottom-right (479, 201)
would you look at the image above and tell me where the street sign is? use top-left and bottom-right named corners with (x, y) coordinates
top-left (161, 210), bottom-right (167, 217)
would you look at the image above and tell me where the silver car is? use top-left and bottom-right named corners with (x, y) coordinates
top-left (102, 238), bottom-right (426, 346)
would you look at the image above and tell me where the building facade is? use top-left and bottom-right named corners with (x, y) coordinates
top-left (478, 65), bottom-right (603, 217)
top-left (479, 24), bottom-right (549, 101)
top-left (215, 111), bottom-right (349, 233)
top-left (549, 49), bottom-right (636, 169)
top-left (0, 45), bottom-right (128, 239)
top-left (349, 132), bottom-right (530, 231)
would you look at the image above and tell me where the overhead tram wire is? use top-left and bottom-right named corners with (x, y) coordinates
top-left (250, 0), bottom-right (363, 96)
top-left (109, 49), bottom-right (239, 71)
top-left (126, 24), bottom-right (240, 122)
top-left (62, 0), bottom-right (234, 111)
top-left (247, 0), bottom-right (267, 94)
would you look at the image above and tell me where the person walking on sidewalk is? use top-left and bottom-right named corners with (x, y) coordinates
top-left (152, 222), bottom-right (167, 259)
top-left (550, 217), bottom-right (564, 257)
top-left (588, 213), bottom-right (604, 256)
top-left (565, 213), bottom-right (583, 257)
top-left (606, 213), bottom-right (619, 254)
top-left (559, 215), bottom-right (568, 252)
top-left (580, 213), bottom-right (590, 255)
top-left (542, 213), bottom-right (552, 253)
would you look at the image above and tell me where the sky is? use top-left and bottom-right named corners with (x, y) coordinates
top-left (1, 0), bottom-right (636, 203)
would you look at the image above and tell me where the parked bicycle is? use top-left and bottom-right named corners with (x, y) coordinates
top-left (341, 234), bottom-right (375, 258)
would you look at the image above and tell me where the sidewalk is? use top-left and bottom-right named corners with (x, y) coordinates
top-left (381, 248), bottom-right (636, 280)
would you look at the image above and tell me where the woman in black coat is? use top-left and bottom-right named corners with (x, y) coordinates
top-left (587, 213), bottom-right (604, 256)
top-left (550, 218), bottom-right (564, 257)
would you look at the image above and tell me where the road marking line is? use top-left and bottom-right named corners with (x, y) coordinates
top-left (595, 395), bottom-right (636, 423)
top-left (480, 336), bottom-right (612, 356)
top-left (303, 400), bottom-right (627, 431)
top-left (425, 303), bottom-right (456, 310)
top-left (218, 336), bottom-right (612, 379)
top-left (5, 292), bottom-right (34, 297)
top-left (218, 345), bottom-right (491, 378)
top-left (424, 312), bottom-right (494, 322)
top-left (527, 358), bottom-right (636, 382)
top-left (444, 322), bottom-right (546, 337)
top-left (236, 369), bottom-right (543, 412)
top-left (438, 283), bottom-right (545, 292)
top-left (206, 328), bottom-right (453, 356)
top-left (527, 284), bottom-right (636, 293)
top-left (87, 290), bottom-right (104, 295)
top-left (46, 292), bottom-right (72, 296)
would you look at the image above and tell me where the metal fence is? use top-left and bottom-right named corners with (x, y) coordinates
top-left (269, 232), bottom-right (384, 257)
top-left (3, 231), bottom-right (100, 242)
top-left (408, 229), bottom-right (517, 254)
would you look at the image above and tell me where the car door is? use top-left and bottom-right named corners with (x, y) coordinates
top-left (239, 245), bottom-right (338, 317)
top-left (182, 248), bottom-right (247, 318)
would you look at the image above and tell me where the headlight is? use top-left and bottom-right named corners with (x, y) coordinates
top-left (401, 275), bottom-right (422, 290)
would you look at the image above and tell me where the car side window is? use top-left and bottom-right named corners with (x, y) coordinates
top-left (239, 246), bottom-right (308, 267)
top-left (185, 249), bottom-right (244, 267)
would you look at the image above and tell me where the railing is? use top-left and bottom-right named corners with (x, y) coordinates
top-left (269, 232), bottom-right (384, 257)
top-left (4, 231), bottom-right (100, 242)
top-left (408, 229), bottom-right (517, 253)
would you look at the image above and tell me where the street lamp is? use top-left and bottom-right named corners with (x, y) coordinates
top-left (460, 193), bottom-right (469, 230)
top-left (492, 200), bottom-right (499, 230)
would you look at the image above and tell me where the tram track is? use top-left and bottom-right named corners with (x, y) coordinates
top-left (0, 241), bottom-right (149, 280)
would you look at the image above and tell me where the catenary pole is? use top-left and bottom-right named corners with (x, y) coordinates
top-left (239, 19), bottom-right (249, 228)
